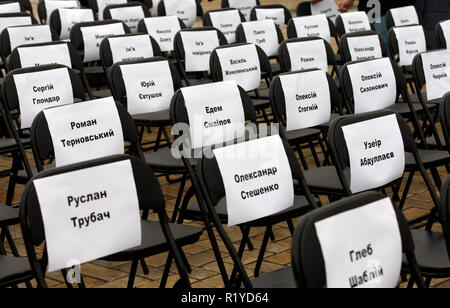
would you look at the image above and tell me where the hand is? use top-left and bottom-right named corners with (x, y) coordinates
top-left (311, 0), bottom-right (324, 4)
top-left (337, 0), bottom-right (355, 13)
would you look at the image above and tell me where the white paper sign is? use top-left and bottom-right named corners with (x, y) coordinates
top-left (422, 50), bottom-right (450, 101)
top-left (242, 20), bottom-right (279, 57)
top-left (347, 35), bottom-right (382, 62)
top-left (8, 25), bottom-right (52, 51)
top-left (213, 135), bottom-right (294, 226)
top-left (33, 159), bottom-right (141, 272)
top-left (58, 8), bottom-right (94, 40)
top-left (0, 2), bottom-right (21, 14)
top-left (120, 61), bottom-right (174, 115)
top-left (342, 114), bottom-right (405, 193)
top-left (109, 6), bottom-right (144, 33)
top-left (108, 35), bottom-right (153, 64)
top-left (286, 39), bottom-right (328, 72)
top-left (96, 0), bottom-right (126, 20)
top-left (341, 12), bottom-right (371, 34)
top-left (255, 8), bottom-right (285, 30)
top-left (311, 0), bottom-right (339, 24)
top-left (181, 30), bottom-right (219, 72)
top-left (44, 0), bottom-right (79, 24)
top-left (280, 70), bottom-right (331, 131)
top-left (43, 97), bottom-right (124, 167)
top-left (14, 68), bottom-right (73, 129)
top-left (292, 15), bottom-right (331, 42)
top-left (181, 81), bottom-right (245, 149)
top-left (228, 0), bottom-right (256, 21)
top-left (164, 0), bottom-right (197, 28)
top-left (209, 9), bottom-right (242, 44)
top-left (18, 44), bottom-right (72, 68)
top-left (0, 16), bottom-right (32, 34)
top-left (216, 44), bottom-right (261, 91)
top-left (315, 197), bottom-right (402, 288)
top-left (347, 58), bottom-right (396, 114)
top-left (80, 22), bottom-right (125, 62)
top-left (441, 20), bottom-right (450, 48)
top-left (390, 6), bottom-right (419, 27)
top-left (143, 16), bottom-right (180, 52)
top-left (393, 25), bottom-right (426, 66)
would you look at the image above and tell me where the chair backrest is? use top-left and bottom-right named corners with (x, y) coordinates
top-left (99, 33), bottom-right (162, 72)
top-left (339, 30), bottom-right (387, 64)
top-left (157, 0), bottom-right (202, 28)
top-left (292, 191), bottom-right (421, 288)
top-left (270, 68), bottom-right (342, 130)
top-left (108, 56), bottom-right (182, 114)
top-left (210, 43), bottom-right (271, 92)
top-left (387, 25), bottom-right (427, 67)
top-left (19, 154), bottom-right (190, 288)
top-left (297, 0), bottom-right (340, 23)
top-left (386, 5), bottom-right (419, 31)
top-left (70, 20), bottom-right (130, 63)
top-left (0, 12), bottom-right (36, 36)
top-left (30, 99), bottom-right (142, 170)
top-left (87, 0), bottom-right (129, 20)
top-left (103, 2), bottom-right (150, 32)
top-left (137, 16), bottom-right (185, 53)
top-left (236, 19), bottom-right (284, 58)
top-left (203, 8), bottom-right (245, 44)
top-left (279, 37), bottom-right (337, 74)
top-left (436, 20), bottom-right (450, 50)
top-left (37, 0), bottom-right (80, 24)
top-left (49, 8), bottom-right (95, 40)
top-left (221, 0), bottom-right (259, 21)
top-left (296, 1), bottom-right (311, 17)
top-left (249, 4), bottom-right (292, 29)
top-left (0, 0), bottom-right (27, 13)
top-left (335, 11), bottom-right (372, 38)
top-left (287, 15), bottom-right (338, 43)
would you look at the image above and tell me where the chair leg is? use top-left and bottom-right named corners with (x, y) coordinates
top-left (399, 171), bottom-right (415, 210)
top-left (287, 220), bottom-right (295, 236)
top-left (254, 226), bottom-right (272, 278)
top-left (230, 226), bottom-right (250, 284)
top-left (309, 141), bottom-right (321, 168)
top-left (430, 168), bottom-right (442, 192)
top-left (140, 258), bottom-right (149, 275)
top-left (127, 260), bottom-right (139, 289)
top-left (239, 226), bottom-right (254, 251)
top-left (295, 144), bottom-right (309, 170)
top-left (170, 175), bottom-right (187, 223)
top-left (2, 227), bottom-right (19, 257)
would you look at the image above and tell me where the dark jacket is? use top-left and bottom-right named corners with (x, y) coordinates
top-left (415, 0), bottom-right (450, 48)
top-left (358, 0), bottom-right (416, 16)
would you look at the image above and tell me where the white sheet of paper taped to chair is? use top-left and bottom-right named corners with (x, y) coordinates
top-left (441, 20), bottom-right (450, 48)
top-left (421, 49), bottom-right (450, 101)
top-left (108, 35), bottom-right (154, 64)
top-left (58, 8), bottom-right (94, 40)
top-left (342, 114), bottom-right (405, 194)
top-left (393, 25), bottom-right (426, 66)
top-left (18, 44), bottom-right (72, 68)
top-left (347, 35), bottom-right (382, 62)
top-left (44, 0), bottom-right (79, 24)
top-left (347, 57), bottom-right (396, 114)
top-left (7, 25), bottom-right (52, 51)
top-left (286, 39), bottom-right (328, 72)
top-left (216, 44), bottom-right (261, 91)
top-left (315, 197), bottom-right (402, 288)
top-left (14, 67), bottom-right (73, 129)
top-left (228, 0), bottom-right (256, 21)
top-left (96, 0), bottom-right (126, 20)
top-left (109, 6), bottom-right (144, 33)
top-left (209, 9), bottom-right (242, 44)
top-left (214, 135), bottom-right (294, 226)
top-left (311, 0), bottom-right (339, 24)
top-left (33, 159), bottom-right (141, 272)
top-left (242, 20), bottom-right (279, 57)
top-left (181, 30), bottom-right (219, 72)
top-left (389, 6), bottom-right (419, 27)
top-left (341, 12), bottom-right (371, 34)
top-left (0, 2), bottom-right (21, 14)
top-left (280, 70), bottom-right (331, 131)
top-left (292, 15), bottom-right (331, 43)
top-left (0, 16), bottom-right (32, 34)
top-left (181, 80), bottom-right (245, 149)
top-left (164, 0), bottom-right (197, 28)
top-left (43, 97), bottom-right (124, 167)
top-left (81, 22), bottom-right (125, 62)
top-left (255, 8), bottom-right (285, 30)
top-left (120, 60), bottom-right (174, 115)
top-left (143, 16), bottom-right (180, 52)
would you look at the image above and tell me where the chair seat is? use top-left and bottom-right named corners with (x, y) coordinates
top-left (17, 164), bottom-right (55, 181)
top-left (286, 128), bottom-right (322, 143)
top-left (0, 203), bottom-right (19, 227)
top-left (132, 110), bottom-right (171, 125)
top-left (317, 113), bottom-right (341, 130)
top-left (255, 88), bottom-right (270, 99)
top-left (251, 98), bottom-right (271, 109)
top-left (385, 103), bottom-right (424, 115)
top-left (84, 66), bottom-right (104, 75)
top-left (302, 166), bottom-right (345, 194)
top-left (271, 62), bottom-right (281, 75)
top-left (0, 255), bottom-right (33, 287)
top-left (402, 229), bottom-right (450, 275)
top-left (249, 267), bottom-right (296, 288)
top-left (185, 194), bottom-right (316, 226)
top-left (144, 149), bottom-right (198, 173)
top-left (104, 219), bottom-right (203, 261)
top-left (92, 89), bottom-right (112, 98)
top-left (423, 135), bottom-right (446, 148)
top-left (0, 138), bottom-right (31, 154)
top-left (406, 149), bottom-right (450, 169)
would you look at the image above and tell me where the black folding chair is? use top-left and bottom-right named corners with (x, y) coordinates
top-left (37, 0), bottom-right (79, 24)
top-left (386, 6), bottom-right (419, 31)
top-left (87, 0), bottom-right (130, 20)
top-left (0, 232), bottom-right (33, 287)
top-left (48, 8), bottom-right (95, 41)
top-left (338, 30), bottom-right (387, 64)
top-left (156, 0), bottom-right (202, 28)
top-left (19, 154), bottom-right (201, 288)
top-left (436, 20), bottom-right (450, 50)
top-left (202, 8), bottom-right (245, 44)
top-left (103, 2), bottom-right (150, 32)
top-left (221, 0), bottom-right (260, 20)
top-left (0, 0), bottom-right (32, 13)
top-left (292, 191), bottom-right (426, 288)
top-left (249, 4), bottom-right (292, 29)
top-left (335, 12), bottom-right (374, 38)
